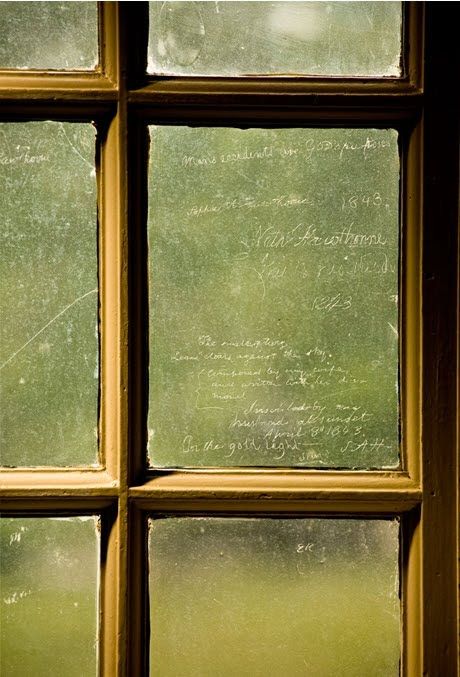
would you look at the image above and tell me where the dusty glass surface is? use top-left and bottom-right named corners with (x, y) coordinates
top-left (149, 517), bottom-right (400, 676)
top-left (0, 122), bottom-right (98, 467)
top-left (0, 516), bottom-right (99, 677)
top-left (148, 1), bottom-right (402, 77)
top-left (148, 127), bottom-right (400, 468)
top-left (0, 2), bottom-right (98, 70)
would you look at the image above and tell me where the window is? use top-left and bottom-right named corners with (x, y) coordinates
top-left (1, 3), bottom-right (458, 675)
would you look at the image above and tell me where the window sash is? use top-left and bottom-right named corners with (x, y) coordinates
top-left (0, 3), bottom-right (457, 676)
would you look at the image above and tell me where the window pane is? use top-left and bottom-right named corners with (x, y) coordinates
top-left (149, 517), bottom-right (400, 676)
top-left (0, 516), bottom-right (99, 677)
top-left (148, 1), bottom-right (402, 77)
top-left (0, 1), bottom-right (98, 70)
top-left (148, 127), bottom-right (400, 468)
top-left (0, 122), bottom-right (98, 467)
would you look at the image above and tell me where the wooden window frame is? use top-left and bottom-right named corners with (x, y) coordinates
top-left (0, 3), bottom-right (458, 675)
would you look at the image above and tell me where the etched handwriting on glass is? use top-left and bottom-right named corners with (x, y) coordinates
top-left (148, 127), bottom-right (400, 468)
top-left (149, 517), bottom-right (400, 676)
top-left (0, 122), bottom-right (98, 467)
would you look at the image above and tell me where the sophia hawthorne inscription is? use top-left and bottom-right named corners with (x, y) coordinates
top-left (148, 127), bottom-right (399, 468)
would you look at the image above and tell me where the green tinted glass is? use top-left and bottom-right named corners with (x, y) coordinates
top-left (0, 516), bottom-right (99, 677)
top-left (148, 126), bottom-right (399, 468)
top-left (0, 122), bottom-right (98, 467)
top-left (0, 1), bottom-right (98, 70)
top-left (148, 1), bottom-right (402, 77)
top-left (149, 517), bottom-right (400, 676)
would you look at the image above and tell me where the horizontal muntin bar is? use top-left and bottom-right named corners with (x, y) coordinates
top-left (0, 469), bottom-right (118, 498)
top-left (130, 471), bottom-right (421, 513)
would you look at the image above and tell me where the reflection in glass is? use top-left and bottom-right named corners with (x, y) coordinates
top-left (149, 517), bottom-right (400, 676)
top-left (0, 122), bottom-right (98, 467)
top-left (0, 2), bottom-right (98, 70)
top-left (148, 126), bottom-right (400, 468)
top-left (148, 1), bottom-right (402, 77)
top-left (0, 516), bottom-right (99, 677)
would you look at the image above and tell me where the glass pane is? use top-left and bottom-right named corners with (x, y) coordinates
top-left (149, 517), bottom-right (400, 676)
top-left (0, 122), bottom-right (98, 467)
top-left (148, 127), bottom-right (400, 468)
top-left (148, 1), bottom-right (402, 77)
top-left (0, 516), bottom-right (99, 677)
top-left (0, 1), bottom-right (98, 70)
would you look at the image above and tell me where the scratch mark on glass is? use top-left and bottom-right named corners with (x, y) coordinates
top-left (0, 288), bottom-right (97, 371)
